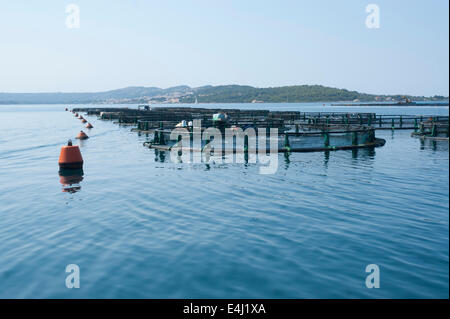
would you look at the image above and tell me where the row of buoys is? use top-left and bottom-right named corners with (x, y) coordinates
top-left (66, 108), bottom-right (93, 135)
top-left (79, 112), bottom-right (93, 129)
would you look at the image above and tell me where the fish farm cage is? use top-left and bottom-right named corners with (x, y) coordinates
top-left (141, 124), bottom-right (384, 153)
top-left (73, 107), bottom-right (449, 131)
top-left (411, 120), bottom-right (449, 140)
top-left (296, 114), bottom-right (449, 130)
top-left (71, 106), bottom-right (450, 153)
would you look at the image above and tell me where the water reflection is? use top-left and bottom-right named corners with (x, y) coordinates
top-left (351, 146), bottom-right (376, 160)
top-left (78, 139), bottom-right (87, 148)
top-left (154, 149), bottom-right (167, 162)
top-left (59, 168), bottom-right (84, 193)
top-left (418, 138), bottom-right (449, 152)
top-left (159, 150), bottom-right (166, 162)
top-left (323, 151), bottom-right (330, 169)
top-left (283, 152), bottom-right (291, 169)
top-left (420, 138), bottom-right (425, 150)
top-left (152, 145), bottom-right (384, 171)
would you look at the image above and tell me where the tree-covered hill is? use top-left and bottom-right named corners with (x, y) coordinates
top-left (181, 85), bottom-right (378, 103)
top-left (0, 85), bottom-right (446, 104)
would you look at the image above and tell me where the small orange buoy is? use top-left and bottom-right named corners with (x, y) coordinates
top-left (58, 140), bottom-right (83, 169)
top-left (81, 119), bottom-right (87, 123)
top-left (76, 131), bottom-right (89, 140)
top-left (85, 123), bottom-right (93, 129)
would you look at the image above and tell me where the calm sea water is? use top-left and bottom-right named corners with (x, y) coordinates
top-left (0, 103), bottom-right (448, 298)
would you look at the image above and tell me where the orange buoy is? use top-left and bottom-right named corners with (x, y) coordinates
top-left (85, 123), bottom-right (93, 129)
top-left (58, 140), bottom-right (83, 169)
top-left (76, 130), bottom-right (89, 140)
top-left (81, 119), bottom-right (87, 123)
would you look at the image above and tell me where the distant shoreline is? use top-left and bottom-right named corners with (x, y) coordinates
top-left (1, 101), bottom-right (449, 107)
top-left (1, 85), bottom-right (448, 105)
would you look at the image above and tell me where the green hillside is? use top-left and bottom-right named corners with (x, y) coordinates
top-left (182, 85), bottom-right (378, 103)
top-left (0, 85), bottom-right (446, 104)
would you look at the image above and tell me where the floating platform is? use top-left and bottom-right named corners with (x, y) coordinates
top-left (411, 121), bottom-right (449, 141)
top-left (72, 106), bottom-right (448, 132)
top-left (296, 114), bottom-right (449, 130)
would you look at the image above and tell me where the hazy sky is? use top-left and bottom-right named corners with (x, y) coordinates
top-left (0, 0), bottom-right (448, 95)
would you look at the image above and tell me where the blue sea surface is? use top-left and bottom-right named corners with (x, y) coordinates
top-left (0, 103), bottom-right (448, 298)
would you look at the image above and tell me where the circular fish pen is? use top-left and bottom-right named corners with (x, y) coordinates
top-left (143, 124), bottom-right (385, 154)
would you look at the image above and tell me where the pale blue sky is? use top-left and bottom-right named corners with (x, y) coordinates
top-left (0, 0), bottom-right (448, 96)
